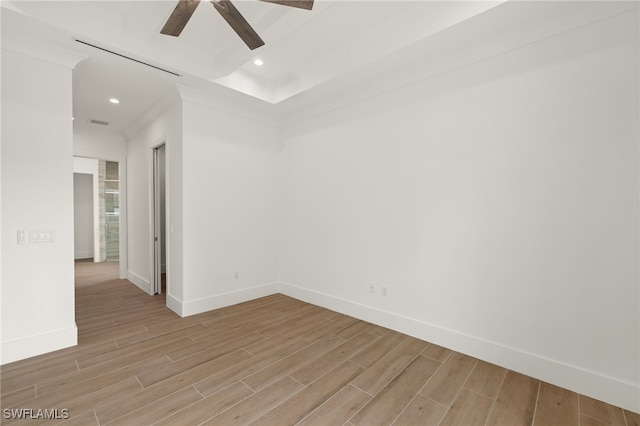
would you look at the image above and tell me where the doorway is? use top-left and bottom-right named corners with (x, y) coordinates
top-left (152, 144), bottom-right (167, 295)
top-left (73, 156), bottom-right (127, 280)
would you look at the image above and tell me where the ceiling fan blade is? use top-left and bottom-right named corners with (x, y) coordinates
top-left (210, 0), bottom-right (265, 50)
top-left (161, 0), bottom-right (201, 36)
top-left (258, 0), bottom-right (313, 10)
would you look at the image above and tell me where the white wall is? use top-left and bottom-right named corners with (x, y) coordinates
top-left (73, 156), bottom-right (99, 262)
top-left (73, 124), bottom-right (126, 161)
top-left (1, 47), bottom-right (82, 364)
top-left (126, 94), bottom-right (182, 302)
top-left (73, 173), bottom-right (94, 259)
top-left (178, 97), bottom-right (281, 315)
top-left (126, 87), bottom-right (281, 316)
top-left (279, 10), bottom-right (639, 412)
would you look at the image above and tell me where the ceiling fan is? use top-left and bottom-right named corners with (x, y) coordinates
top-left (161, 0), bottom-right (314, 50)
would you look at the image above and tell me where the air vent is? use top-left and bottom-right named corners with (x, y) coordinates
top-left (88, 119), bottom-right (110, 126)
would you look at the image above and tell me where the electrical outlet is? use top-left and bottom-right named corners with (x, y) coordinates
top-left (234, 272), bottom-right (239, 279)
top-left (17, 229), bottom-right (25, 244)
top-left (381, 286), bottom-right (388, 296)
top-left (369, 283), bottom-right (375, 294)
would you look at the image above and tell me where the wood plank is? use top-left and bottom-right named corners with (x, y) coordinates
top-left (290, 333), bottom-right (378, 386)
top-left (349, 330), bottom-right (407, 368)
top-left (350, 336), bottom-right (427, 394)
top-left (366, 324), bottom-right (391, 337)
top-left (154, 381), bottom-right (254, 426)
top-left (439, 388), bottom-right (493, 426)
top-left (110, 306), bottom-right (175, 326)
top-left (420, 343), bottom-right (452, 362)
top-left (351, 355), bottom-right (440, 425)
top-left (139, 314), bottom-right (203, 334)
top-left (300, 315), bottom-right (360, 341)
top-left (486, 371), bottom-right (540, 426)
top-left (108, 386), bottom-right (202, 426)
top-left (79, 305), bottom-right (168, 330)
top-left (4, 369), bottom-right (146, 424)
top-left (195, 307), bottom-right (284, 339)
top-left (59, 410), bottom-right (99, 426)
top-left (297, 385), bottom-right (370, 426)
top-left (2, 377), bottom-right (143, 426)
top-left (251, 361), bottom-right (364, 425)
top-left (258, 302), bottom-right (325, 326)
top-left (94, 349), bottom-right (253, 424)
top-left (533, 382), bottom-right (579, 426)
top-left (392, 394), bottom-right (447, 426)
top-left (625, 410), bottom-right (640, 426)
top-left (1, 359), bottom-right (79, 392)
top-left (580, 415), bottom-right (609, 426)
top-left (194, 338), bottom-right (310, 397)
top-left (335, 320), bottom-right (375, 339)
top-left (190, 318), bottom-right (270, 344)
top-left (31, 378), bottom-right (143, 426)
top-left (165, 331), bottom-right (264, 363)
top-left (0, 341), bottom-right (117, 379)
top-left (202, 376), bottom-right (303, 425)
top-left (240, 333), bottom-right (308, 358)
top-left (0, 385), bottom-right (36, 408)
top-left (253, 310), bottom-right (331, 340)
top-left (113, 321), bottom-right (205, 347)
top-left (136, 344), bottom-right (250, 387)
top-left (463, 359), bottom-right (507, 399)
top-left (419, 351), bottom-right (477, 406)
top-left (35, 353), bottom-right (169, 397)
top-left (76, 330), bottom-right (199, 369)
top-left (579, 394), bottom-right (627, 426)
top-left (208, 294), bottom-right (292, 318)
top-left (78, 324), bottom-right (148, 345)
top-left (315, 307), bottom-right (350, 322)
top-left (243, 334), bottom-right (346, 391)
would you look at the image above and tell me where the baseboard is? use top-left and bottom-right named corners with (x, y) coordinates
top-left (278, 281), bottom-right (639, 413)
top-left (74, 250), bottom-right (93, 260)
top-left (0, 325), bottom-right (78, 365)
top-left (180, 282), bottom-right (281, 317)
top-left (127, 269), bottom-right (151, 294)
top-left (166, 293), bottom-right (184, 317)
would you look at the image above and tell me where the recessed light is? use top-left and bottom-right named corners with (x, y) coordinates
top-left (254, 59), bottom-right (263, 66)
top-left (109, 98), bottom-right (120, 104)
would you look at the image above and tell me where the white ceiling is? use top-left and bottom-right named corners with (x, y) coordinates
top-left (2, 0), bottom-right (637, 134)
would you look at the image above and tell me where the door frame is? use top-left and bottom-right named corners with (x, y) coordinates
top-left (150, 143), bottom-right (166, 295)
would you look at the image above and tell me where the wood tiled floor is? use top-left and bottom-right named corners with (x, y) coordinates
top-left (1, 263), bottom-right (638, 425)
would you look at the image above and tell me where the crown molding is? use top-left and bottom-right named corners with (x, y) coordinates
top-left (2, 35), bottom-right (87, 69)
top-left (177, 83), bottom-right (280, 128)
